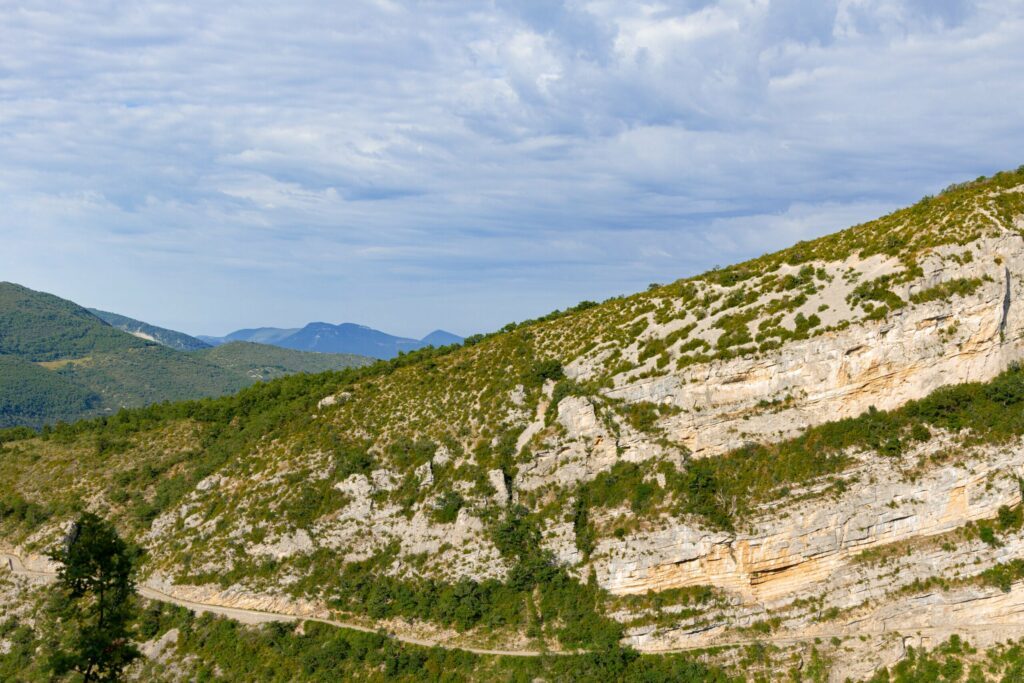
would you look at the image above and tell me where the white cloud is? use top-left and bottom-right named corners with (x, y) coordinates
top-left (0, 0), bottom-right (1022, 336)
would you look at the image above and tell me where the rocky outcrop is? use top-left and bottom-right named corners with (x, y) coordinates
top-left (599, 439), bottom-right (1024, 601)
top-left (626, 577), bottom-right (1024, 681)
top-left (603, 236), bottom-right (1024, 459)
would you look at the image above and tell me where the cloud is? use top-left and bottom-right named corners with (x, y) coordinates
top-left (0, 0), bottom-right (1022, 336)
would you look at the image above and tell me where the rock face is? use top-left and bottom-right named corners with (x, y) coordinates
top-left (540, 237), bottom-right (1023, 605)
top-left (514, 235), bottom-right (1024, 608)
top-left (601, 236), bottom-right (1024, 459)
top-left (517, 236), bottom-right (1024, 499)
top-left (519, 230), bottom-right (1024, 673)
top-left (599, 440), bottom-right (1024, 601)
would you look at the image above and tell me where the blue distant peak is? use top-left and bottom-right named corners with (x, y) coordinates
top-left (206, 322), bottom-right (463, 359)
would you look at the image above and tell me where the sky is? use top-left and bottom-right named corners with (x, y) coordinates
top-left (1, 1), bottom-right (1023, 338)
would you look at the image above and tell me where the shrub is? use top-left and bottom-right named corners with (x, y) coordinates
top-left (526, 359), bottom-right (564, 386)
top-left (430, 491), bottom-right (464, 524)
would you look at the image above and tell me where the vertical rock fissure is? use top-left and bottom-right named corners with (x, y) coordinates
top-left (1001, 265), bottom-right (1012, 340)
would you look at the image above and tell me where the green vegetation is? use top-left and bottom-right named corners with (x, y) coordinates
top-left (567, 365), bottom-right (1024, 531)
top-left (274, 506), bottom-right (626, 651)
top-left (0, 492), bottom-right (53, 531)
top-left (847, 275), bottom-right (906, 319)
top-left (867, 637), bottom-right (969, 683)
top-left (45, 512), bottom-right (141, 681)
top-left (909, 277), bottom-right (987, 305)
top-left (48, 345), bottom-right (252, 416)
top-left (1, 595), bottom-right (738, 682)
top-left (430, 491), bottom-right (465, 523)
top-left (862, 634), bottom-right (1024, 683)
top-left (0, 284), bottom-right (370, 427)
top-left (0, 355), bottom-right (100, 426)
top-left (0, 282), bottom-right (144, 361)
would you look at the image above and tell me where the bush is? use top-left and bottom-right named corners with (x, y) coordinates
top-left (910, 277), bottom-right (985, 305)
top-left (527, 359), bottom-right (564, 385)
top-left (983, 560), bottom-right (1024, 592)
top-left (430, 491), bottom-right (464, 524)
top-left (622, 401), bottom-right (662, 433)
top-left (978, 524), bottom-right (1001, 547)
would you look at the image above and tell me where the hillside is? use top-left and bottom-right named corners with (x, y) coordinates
top-left (88, 308), bottom-right (211, 351)
top-left (0, 285), bottom-right (371, 427)
top-left (0, 355), bottom-right (100, 425)
top-left (3, 167), bottom-right (1024, 679)
top-left (0, 283), bottom-right (145, 361)
top-left (192, 341), bottom-right (374, 380)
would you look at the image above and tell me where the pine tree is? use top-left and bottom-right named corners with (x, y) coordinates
top-left (45, 512), bottom-right (141, 682)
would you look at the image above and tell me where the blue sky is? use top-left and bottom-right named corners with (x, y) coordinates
top-left (1, 0), bottom-right (1023, 338)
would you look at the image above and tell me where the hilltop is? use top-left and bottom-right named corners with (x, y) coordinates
top-left (3, 167), bottom-right (1024, 679)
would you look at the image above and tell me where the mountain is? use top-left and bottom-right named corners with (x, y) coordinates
top-left (3, 168), bottom-right (1024, 679)
top-left (0, 283), bottom-right (371, 428)
top-left (419, 329), bottom-right (464, 348)
top-left (204, 323), bottom-right (464, 359)
top-left (225, 327), bottom-right (301, 345)
top-left (198, 328), bottom-right (299, 346)
top-left (88, 308), bottom-right (211, 351)
top-left (276, 322), bottom-right (420, 358)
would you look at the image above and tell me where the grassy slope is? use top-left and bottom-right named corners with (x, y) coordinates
top-left (287, 169), bottom-right (1024, 461)
top-left (52, 346), bottom-right (252, 409)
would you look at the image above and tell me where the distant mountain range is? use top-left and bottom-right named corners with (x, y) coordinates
top-left (0, 283), bottom-right (372, 428)
top-left (199, 327), bottom-right (299, 347)
top-left (200, 324), bottom-right (463, 360)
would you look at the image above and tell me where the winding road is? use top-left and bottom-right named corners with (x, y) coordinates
top-left (1, 552), bottom-right (557, 657)
top-left (4, 551), bottom-right (1020, 661)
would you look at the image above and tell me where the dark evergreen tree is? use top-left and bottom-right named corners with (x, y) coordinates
top-left (45, 512), bottom-right (140, 682)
